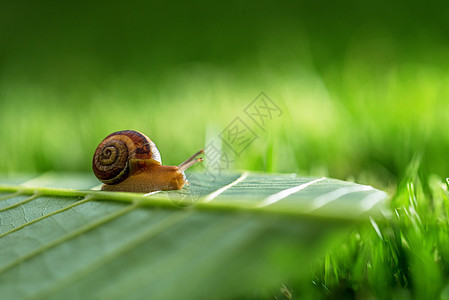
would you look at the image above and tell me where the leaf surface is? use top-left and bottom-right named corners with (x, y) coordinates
top-left (0, 172), bottom-right (388, 299)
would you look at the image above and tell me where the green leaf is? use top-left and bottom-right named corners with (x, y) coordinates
top-left (0, 171), bottom-right (388, 299)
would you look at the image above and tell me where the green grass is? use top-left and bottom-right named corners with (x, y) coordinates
top-left (1, 1), bottom-right (449, 298)
top-left (297, 161), bottom-right (449, 299)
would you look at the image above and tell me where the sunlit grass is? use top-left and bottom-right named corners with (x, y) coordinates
top-left (303, 160), bottom-right (449, 299)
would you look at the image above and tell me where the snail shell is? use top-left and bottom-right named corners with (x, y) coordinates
top-left (92, 130), bottom-right (161, 185)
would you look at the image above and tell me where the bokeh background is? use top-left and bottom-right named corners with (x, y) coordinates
top-left (1, 0), bottom-right (448, 189)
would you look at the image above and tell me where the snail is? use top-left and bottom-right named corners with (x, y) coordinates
top-left (92, 130), bottom-right (203, 193)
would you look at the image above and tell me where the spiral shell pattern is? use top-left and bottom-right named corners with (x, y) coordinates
top-left (92, 130), bottom-right (161, 184)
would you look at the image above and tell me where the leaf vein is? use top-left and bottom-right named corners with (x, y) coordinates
top-left (0, 201), bottom-right (139, 275)
top-left (257, 177), bottom-right (326, 208)
top-left (203, 171), bottom-right (249, 202)
top-left (0, 193), bottom-right (40, 212)
top-left (0, 196), bottom-right (93, 239)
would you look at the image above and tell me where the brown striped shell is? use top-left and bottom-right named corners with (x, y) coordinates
top-left (92, 130), bottom-right (162, 185)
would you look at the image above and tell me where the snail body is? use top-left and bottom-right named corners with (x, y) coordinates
top-left (92, 130), bottom-right (203, 193)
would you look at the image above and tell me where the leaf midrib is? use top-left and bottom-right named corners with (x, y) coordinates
top-left (0, 183), bottom-right (384, 222)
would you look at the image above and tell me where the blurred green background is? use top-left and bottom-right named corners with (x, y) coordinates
top-left (1, 0), bottom-right (448, 187)
top-left (2, 1), bottom-right (449, 298)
